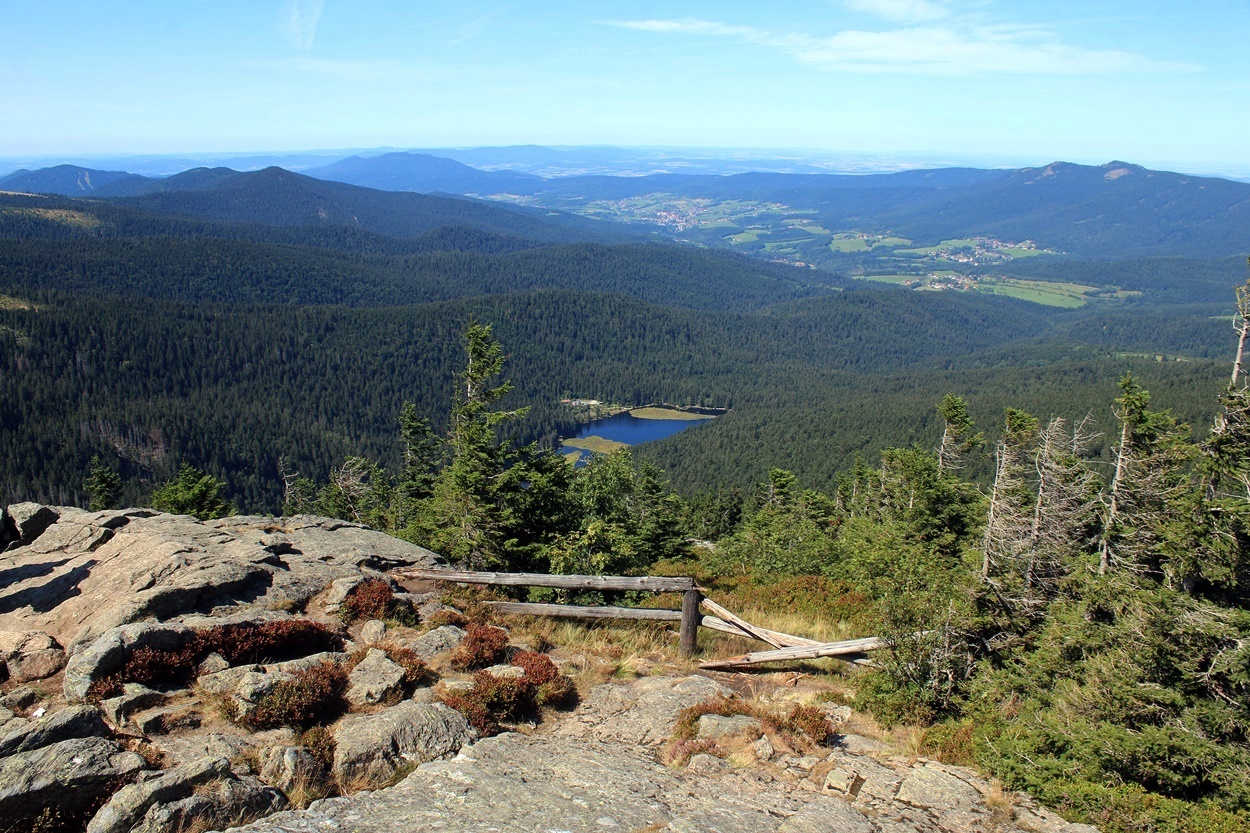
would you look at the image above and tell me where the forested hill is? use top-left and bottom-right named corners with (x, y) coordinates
top-left (0, 187), bottom-right (835, 307)
top-left (113, 167), bottom-right (642, 244)
top-left (0, 286), bottom-right (1059, 509)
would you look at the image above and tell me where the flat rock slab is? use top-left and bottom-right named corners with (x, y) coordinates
top-left (332, 700), bottom-right (473, 783)
top-left (0, 506), bottom-right (444, 654)
top-left (556, 674), bottom-right (734, 747)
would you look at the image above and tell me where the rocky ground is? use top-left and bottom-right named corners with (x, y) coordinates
top-left (0, 504), bottom-right (1099, 833)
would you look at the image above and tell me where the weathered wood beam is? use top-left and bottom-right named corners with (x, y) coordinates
top-left (394, 568), bottom-right (695, 593)
top-left (699, 598), bottom-right (785, 648)
top-left (680, 588), bottom-right (702, 657)
top-left (699, 636), bottom-right (885, 670)
top-left (698, 615), bottom-right (820, 648)
top-left (483, 601), bottom-right (683, 621)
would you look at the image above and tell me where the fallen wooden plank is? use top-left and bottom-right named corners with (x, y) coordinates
top-left (698, 616), bottom-right (821, 647)
top-left (699, 636), bottom-right (885, 669)
top-left (483, 601), bottom-right (683, 621)
top-left (394, 568), bottom-right (695, 593)
top-left (698, 598), bottom-right (785, 648)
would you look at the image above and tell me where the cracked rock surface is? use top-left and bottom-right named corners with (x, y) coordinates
top-left (226, 676), bottom-right (1099, 833)
top-left (0, 505), bottom-right (444, 655)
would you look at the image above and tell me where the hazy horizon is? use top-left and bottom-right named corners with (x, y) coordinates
top-left (3, 1), bottom-right (1248, 179)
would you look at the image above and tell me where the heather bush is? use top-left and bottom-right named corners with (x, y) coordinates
top-left (440, 693), bottom-right (498, 736)
top-left (205, 619), bottom-right (343, 665)
top-left (425, 608), bottom-right (468, 629)
top-left (381, 645), bottom-right (431, 687)
top-left (448, 624), bottom-right (509, 670)
top-left (778, 704), bottom-right (832, 745)
top-left (297, 725), bottom-right (337, 771)
top-left (510, 650), bottom-right (573, 705)
top-left (85, 619), bottom-right (344, 701)
top-left (242, 661), bottom-right (348, 730)
top-left (440, 650), bottom-right (575, 736)
top-left (340, 579), bottom-right (393, 623)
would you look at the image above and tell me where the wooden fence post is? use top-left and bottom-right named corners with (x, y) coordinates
top-left (680, 588), bottom-right (702, 657)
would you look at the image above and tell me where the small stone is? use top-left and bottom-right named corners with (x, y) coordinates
top-left (85, 755), bottom-right (230, 833)
top-left (100, 685), bottom-right (167, 727)
top-left (360, 620), bottom-right (388, 645)
top-left (0, 686), bottom-right (40, 711)
top-left (133, 705), bottom-right (201, 735)
top-left (823, 767), bottom-right (866, 798)
top-left (0, 704), bottom-right (110, 758)
top-left (323, 576), bottom-right (363, 613)
top-left (695, 714), bottom-right (761, 740)
top-left (407, 625), bottom-right (466, 660)
top-left (482, 664), bottom-right (525, 680)
top-left (796, 755), bottom-right (820, 771)
top-left (440, 679), bottom-right (474, 694)
top-left (198, 652), bottom-right (230, 675)
top-left (685, 753), bottom-right (727, 775)
top-left (346, 648), bottom-right (406, 706)
top-left (332, 701), bottom-right (473, 784)
top-left (260, 745), bottom-right (328, 794)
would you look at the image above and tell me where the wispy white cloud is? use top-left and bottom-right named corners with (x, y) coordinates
top-left (602, 14), bottom-right (1198, 76)
top-left (280, 0), bottom-right (325, 51)
top-left (843, 0), bottom-right (950, 24)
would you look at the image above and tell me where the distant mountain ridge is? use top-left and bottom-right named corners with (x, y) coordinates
top-left (4, 155), bottom-right (1249, 258)
top-left (0, 164), bottom-right (151, 196)
top-left (303, 152), bottom-right (543, 194)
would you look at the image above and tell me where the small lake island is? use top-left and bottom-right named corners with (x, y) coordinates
top-left (559, 405), bottom-right (723, 465)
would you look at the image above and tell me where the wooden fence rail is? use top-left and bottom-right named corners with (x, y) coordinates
top-left (394, 567), bottom-right (883, 666)
top-left (397, 567), bottom-right (703, 656)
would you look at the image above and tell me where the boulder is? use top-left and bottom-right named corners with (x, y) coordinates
top-left (346, 648), bottom-right (405, 706)
top-left (86, 755), bottom-right (230, 833)
top-left (406, 625), bottom-right (466, 659)
top-left (0, 703), bottom-right (109, 757)
top-left (259, 745), bottom-right (328, 794)
top-left (64, 622), bottom-right (194, 701)
top-left (1, 503), bottom-right (59, 551)
top-left (0, 737), bottom-right (145, 823)
top-left (332, 701), bottom-right (473, 784)
top-left (128, 773), bottom-right (287, 833)
top-left (0, 630), bottom-right (67, 683)
top-left (100, 684), bottom-right (167, 727)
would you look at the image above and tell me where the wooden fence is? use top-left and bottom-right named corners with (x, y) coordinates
top-left (392, 567), bottom-right (889, 667)
top-left (394, 568), bottom-right (704, 656)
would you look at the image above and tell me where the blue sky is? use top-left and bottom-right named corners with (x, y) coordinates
top-left (2, 0), bottom-right (1247, 174)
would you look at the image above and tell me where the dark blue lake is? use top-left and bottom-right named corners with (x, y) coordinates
top-left (562, 411), bottom-right (714, 464)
